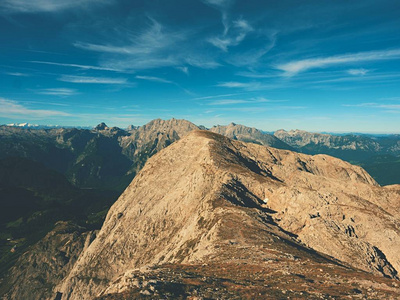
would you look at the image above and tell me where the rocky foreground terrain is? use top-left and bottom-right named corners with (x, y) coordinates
top-left (4, 130), bottom-right (399, 299)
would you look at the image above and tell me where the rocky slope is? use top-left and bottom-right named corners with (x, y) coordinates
top-left (210, 123), bottom-right (293, 150)
top-left (119, 118), bottom-right (201, 175)
top-left (1, 222), bottom-right (96, 300)
top-left (47, 131), bottom-right (400, 299)
top-left (274, 129), bottom-right (400, 185)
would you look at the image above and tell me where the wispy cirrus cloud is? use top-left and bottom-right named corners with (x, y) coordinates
top-left (226, 32), bottom-right (276, 67)
top-left (208, 18), bottom-right (253, 52)
top-left (208, 97), bottom-right (287, 105)
top-left (6, 72), bottom-right (30, 77)
top-left (135, 75), bottom-right (173, 84)
top-left (136, 75), bottom-right (194, 95)
top-left (277, 49), bottom-right (400, 76)
top-left (344, 102), bottom-right (400, 110)
top-left (202, 0), bottom-right (233, 7)
top-left (193, 93), bottom-right (242, 100)
top-left (58, 75), bottom-right (128, 84)
top-left (217, 81), bottom-right (251, 88)
top-left (177, 66), bottom-right (189, 75)
top-left (0, 98), bottom-right (70, 117)
top-left (208, 99), bottom-right (248, 105)
top-left (34, 88), bottom-right (78, 96)
top-left (347, 68), bottom-right (369, 76)
top-left (217, 81), bottom-right (271, 90)
top-left (29, 61), bottom-right (123, 72)
top-left (0, 0), bottom-right (110, 13)
top-left (74, 18), bottom-right (215, 71)
top-left (73, 18), bottom-right (182, 57)
top-left (202, 0), bottom-right (233, 34)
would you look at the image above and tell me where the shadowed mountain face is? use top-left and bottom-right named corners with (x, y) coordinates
top-left (274, 129), bottom-right (400, 185)
top-left (20, 130), bottom-right (396, 300)
top-left (0, 156), bottom-right (118, 286)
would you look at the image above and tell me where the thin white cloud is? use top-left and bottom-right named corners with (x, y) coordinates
top-left (184, 57), bottom-right (220, 69)
top-left (74, 18), bottom-right (184, 56)
top-left (177, 66), bottom-right (189, 75)
top-left (216, 81), bottom-right (288, 91)
top-left (21, 100), bottom-right (69, 107)
top-left (202, 0), bottom-right (233, 8)
top-left (235, 71), bottom-right (276, 78)
top-left (59, 75), bottom-right (128, 84)
top-left (6, 72), bottom-right (30, 77)
top-left (311, 72), bottom-right (400, 84)
top-left (193, 93), bottom-right (242, 100)
top-left (277, 49), bottom-right (400, 75)
top-left (209, 99), bottom-right (248, 105)
top-left (208, 97), bottom-right (287, 105)
top-left (378, 104), bottom-right (400, 109)
top-left (343, 102), bottom-right (400, 110)
top-left (217, 81), bottom-right (250, 88)
top-left (227, 32), bottom-right (277, 67)
top-left (34, 88), bottom-right (78, 96)
top-left (347, 68), bottom-right (369, 76)
top-left (0, 0), bottom-right (110, 13)
top-left (135, 75), bottom-right (173, 84)
top-left (379, 97), bottom-right (400, 101)
top-left (0, 98), bottom-right (70, 117)
top-left (208, 38), bottom-right (231, 52)
top-left (208, 18), bottom-right (253, 52)
top-left (29, 61), bottom-right (123, 72)
top-left (74, 18), bottom-right (219, 71)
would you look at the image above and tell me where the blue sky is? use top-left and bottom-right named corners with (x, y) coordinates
top-left (0, 0), bottom-right (399, 132)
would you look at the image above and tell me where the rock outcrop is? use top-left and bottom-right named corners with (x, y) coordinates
top-left (55, 131), bottom-right (400, 299)
top-left (1, 222), bottom-right (96, 300)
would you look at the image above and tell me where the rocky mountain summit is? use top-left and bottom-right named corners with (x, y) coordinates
top-left (29, 130), bottom-right (399, 299)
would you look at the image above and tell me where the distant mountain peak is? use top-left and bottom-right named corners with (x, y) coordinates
top-left (126, 124), bottom-right (139, 131)
top-left (94, 122), bottom-right (109, 131)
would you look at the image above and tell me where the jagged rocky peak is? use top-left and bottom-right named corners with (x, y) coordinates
top-left (124, 118), bottom-right (200, 148)
top-left (56, 130), bottom-right (400, 299)
top-left (94, 122), bottom-right (109, 131)
top-left (210, 122), bottom-right (293, 150)
top-left (126, 124), bottom-right (139, 131)
top-left (141, 118), bottom-right (199, 132)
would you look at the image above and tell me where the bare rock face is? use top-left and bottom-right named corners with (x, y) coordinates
top-left (119, 118), bottom-right (200, 172)
top-left (1, 222), bottom-right (96, 300)
top-left (56, 131), bottom-right (400, 299)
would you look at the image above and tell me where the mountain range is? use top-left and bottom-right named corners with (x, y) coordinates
top-left (1, 119), bottom-right (400, 299)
